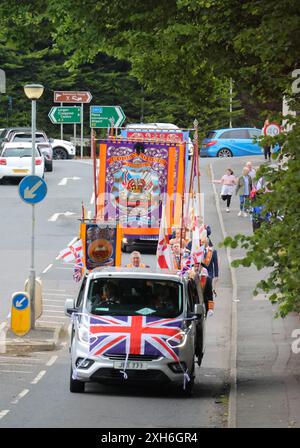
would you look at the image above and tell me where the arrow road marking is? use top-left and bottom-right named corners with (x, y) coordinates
top-left (58, 177), bottom-right (81, 186)
top-left (24, 180), bottom-right (43, 199)
top-left (16, 297), bottom-right (27, 308)
top-left (48, 211), bottom-right (75, 222)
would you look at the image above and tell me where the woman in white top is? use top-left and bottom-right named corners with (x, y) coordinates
top-left (213, 168), bottom-right (237, 212)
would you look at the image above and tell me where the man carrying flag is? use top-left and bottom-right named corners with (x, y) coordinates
top-left (156, 205), bottom-right (173, 270)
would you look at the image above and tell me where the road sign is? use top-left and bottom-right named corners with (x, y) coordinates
top-left (264, 122), bottom-right (281, 137)
top-left (48, 106), bottom-right (81, 124)
top-left (90, 105), bottom-right (126, 128)
top-left (54, 91), bottom-right (92, 103)
top-left (18, 175), bottom-right (47, 205)
top-left (11, 292), bottom-right (30, 336)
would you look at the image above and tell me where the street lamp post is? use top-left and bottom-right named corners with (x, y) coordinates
top-left (23, 84), bottom-right (44, 330)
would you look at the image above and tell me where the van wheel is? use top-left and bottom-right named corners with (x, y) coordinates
top-left (70, 368), bottom-right (85, 393)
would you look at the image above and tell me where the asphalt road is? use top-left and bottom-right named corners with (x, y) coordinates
top-left (0, 157), bottom-right (232, 428)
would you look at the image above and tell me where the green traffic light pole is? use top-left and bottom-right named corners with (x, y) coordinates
top-left (24, 84), bottom-right (44, 330)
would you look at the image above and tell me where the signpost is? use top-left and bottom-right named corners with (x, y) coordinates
top-left (11, 292), bottom-right (31, 336)
top-left (90, 106), bottom-right (126, 128)
top-left (54, 91), bottom-right (92, 103)
top-left (18, 175), bottom-right (47, 329)
top-left (48, 106), bottom-right (81, 124)
top-left (52, 91), bottom-right (92, 158)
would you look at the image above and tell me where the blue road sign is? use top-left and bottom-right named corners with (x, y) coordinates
top-left (18, 175), bottom-right (47, 204)
top-left (12, 293), bottom-right (29, 310)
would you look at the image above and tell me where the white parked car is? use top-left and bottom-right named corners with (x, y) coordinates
top-left (49, 138), bottom-right (76, 160)
top-left (0, 142), bottom-right (45, 180)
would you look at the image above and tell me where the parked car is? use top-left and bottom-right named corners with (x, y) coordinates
top-left (65, 267), bottom-right (206, 395)
top-left (0, 127), bottom-right (53, 171)
top-left (49, 138), bottom-right (75, 160)
top-left (200, 127), bottom-right (263, 157)
top-left (0, 142), bottom-right (45, 180)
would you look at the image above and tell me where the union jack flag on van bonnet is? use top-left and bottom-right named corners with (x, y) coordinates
top-left (89, 315), bottom-right (183, 362)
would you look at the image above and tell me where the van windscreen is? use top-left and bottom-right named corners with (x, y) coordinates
top-left (86, 278), bottom-right (182, 318)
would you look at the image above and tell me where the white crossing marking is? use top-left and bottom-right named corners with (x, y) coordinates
top-left (87, 210), bottom-right (92, 219)
top-left (42, 264), bottom-right (53, 274)
top-left (0, 410), bottom-right (10, 420)
top-left (90, 192), bottom-right (95, 204)
top-left (31, 370), bottom-right (46, 384)
top-left (46, 356), bottom-right (58, 367)
top-left (11, 389), bottom-right (29, 404)
top-left (45, 293), bottom-right (70, 297)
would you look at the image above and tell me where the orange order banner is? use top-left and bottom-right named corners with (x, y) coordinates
top-left (174, 143), bottom-right (185, 226)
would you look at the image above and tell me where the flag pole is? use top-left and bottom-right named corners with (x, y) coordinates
top-left (193, 119), bottom-right (202, 224)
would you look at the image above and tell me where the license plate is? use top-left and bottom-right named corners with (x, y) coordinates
top-left (113, 361), bottom-right (148, 370)
top-left (13, 169), bottom-right (29, 173)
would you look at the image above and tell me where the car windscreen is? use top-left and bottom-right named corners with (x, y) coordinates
top-left (12, 133), bottom-right (46, 143)
top-left (2, 147), bottom-right (40, 157)
top-left (85, 278), bottom-right (183, 318)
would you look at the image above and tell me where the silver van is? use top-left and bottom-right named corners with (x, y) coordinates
top-left (65, 267), bottom-right (206, 395)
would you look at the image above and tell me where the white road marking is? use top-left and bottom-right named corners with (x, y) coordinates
top-left (0, 362), bottom-right (38, 367)
top-left (0, 355), bottom-right (44, 361)
top-left (0, 322), bottom-right (6, 354)
top-left (44, 299), bottom-right (66, 303)
top-left (48, 211), bottom-right (75, 222)
top-left (90, 192), bottom-right (95, 204)
top-left (87, 210), bottom-right (92, 219)
top-left (37, 320), bottom-right (64, 326)
top-left (44, 289), bottom-right (66, 292)
top-left (31, 370), bottom-right (46, 384)
top-left (42, 264), bottom-right (53, 274)
top-left (46, 356), bottom-right (58, 367)
top-left (11, 389), bottom-right (29, 404)
top-left (42, 310), bottom-right (64, 314)
top-left (0, 410), bottom-right (10, 420)
top-left (58, 176), bottom-right (81, 186)
top-left (44, 293), bottom-right (70, 297)
top-left (43, 304), bottom-right (65, 309)
top-left (41, 315), bottom-right (66, 319)
top-left (0, 369), bottom-right (33, 374)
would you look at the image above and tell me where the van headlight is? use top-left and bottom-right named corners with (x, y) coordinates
top-left (78, 325), bottom-right (89, 344)
top-left (166, 330), bottom-right (187, 348)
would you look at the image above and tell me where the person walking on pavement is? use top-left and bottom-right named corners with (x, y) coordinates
top-left (236, 166), bottom-right (253, 217)
top-left (245, 161), bottom-right (256, 180)
top-left (263, 143), bottom-right (272, 162)
top-left (213, 168), bottom-right (236, 213)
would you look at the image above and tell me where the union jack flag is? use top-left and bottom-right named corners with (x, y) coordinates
top-left (88, 315), bottom-right (183, 362)
top-left (73, 256), bottom-right (84, 282)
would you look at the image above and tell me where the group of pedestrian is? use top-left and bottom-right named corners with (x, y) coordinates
top-left (213, 161), bottom-right (257, 216)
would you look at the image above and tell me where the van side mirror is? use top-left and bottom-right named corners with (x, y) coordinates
top-left (193, 303), bottom-right (202, 318)
top-left (64, 298), bottom-right (77, 316)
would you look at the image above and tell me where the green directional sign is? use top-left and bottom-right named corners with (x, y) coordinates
top-left (48, 106), bottom-right (81, 124)
top-left (90, 105), bottom-right (126, 128)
